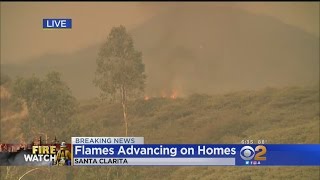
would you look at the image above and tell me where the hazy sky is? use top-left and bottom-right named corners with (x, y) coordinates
top-left (1, 2), bottom-right (319, 64)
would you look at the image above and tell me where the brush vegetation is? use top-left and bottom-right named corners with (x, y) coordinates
top-left (1, 84), bottom-right (319, 179)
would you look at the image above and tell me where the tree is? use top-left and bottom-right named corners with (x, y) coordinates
top-left (0, 73), bottom-right (11, 86)
top-left (12, 71), bottom-right (77, 139)
top-left (94, 25), bottom-right (146, 136)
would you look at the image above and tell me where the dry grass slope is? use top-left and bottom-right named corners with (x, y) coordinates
top-left (1, 85), bottom-right (319, 179)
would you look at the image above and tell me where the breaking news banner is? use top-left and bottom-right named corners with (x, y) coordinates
top-left (1, 137), bottom-right (319, 166)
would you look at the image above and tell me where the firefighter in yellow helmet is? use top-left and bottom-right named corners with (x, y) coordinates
top-left (55, 142), bottom-right (71, 166)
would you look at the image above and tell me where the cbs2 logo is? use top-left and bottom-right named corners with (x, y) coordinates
top-left (240, 145), bottom-right (267, 161)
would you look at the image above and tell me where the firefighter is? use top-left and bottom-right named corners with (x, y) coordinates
top-left (56, 142), bottom-right (71, 166)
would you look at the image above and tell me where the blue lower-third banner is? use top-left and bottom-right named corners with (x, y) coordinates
top-left (2, 137), bottom-right (319, 166)
top-left (71, 143), bottom-right (320, 166)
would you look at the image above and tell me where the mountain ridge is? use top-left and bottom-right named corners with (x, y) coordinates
top-left (2, 5), bottom-right (319, 99)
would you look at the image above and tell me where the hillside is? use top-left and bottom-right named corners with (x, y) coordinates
top-left (65, 85), bottom-right (320, 180)
top-left (1, 4), bottom-right (319, 99)
top-left (2, 85), bottom-right (318, 179)
top-left (75, 86), bottom-right (319, 144)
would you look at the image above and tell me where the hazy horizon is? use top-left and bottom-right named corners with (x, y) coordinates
top-left (1, 2), bottom-right (319, 99)
top-left (1, 2), bottom-right (319, 65)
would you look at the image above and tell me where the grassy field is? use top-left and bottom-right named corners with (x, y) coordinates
top-left (1, 85), bottom-right (319, 179)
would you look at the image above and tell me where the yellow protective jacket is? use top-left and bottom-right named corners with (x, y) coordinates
top-left (56, 147), bottom-right (71, 162)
